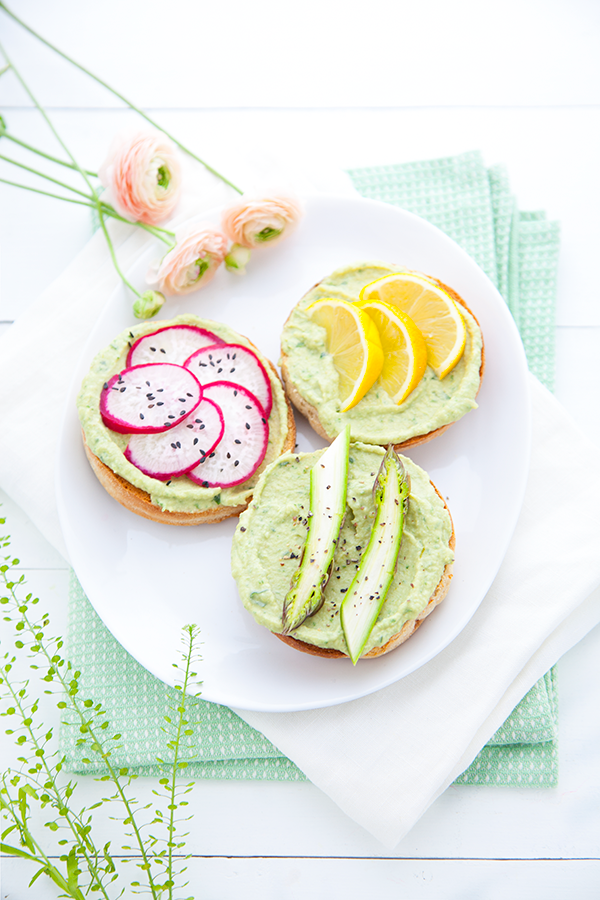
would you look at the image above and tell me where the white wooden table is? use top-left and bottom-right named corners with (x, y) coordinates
top-left (1, 2), bottom-right (600, 896)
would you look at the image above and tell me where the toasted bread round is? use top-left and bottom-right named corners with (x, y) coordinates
top-left (232, 446), bottom-right (455, 661)
top-left (83, 389), bottom-right (296, 524)
top-left (79, 317), bottom-right (296, 525)
top-left (274, 484), bottom-right (454, 658)
top-left (280, 270), bottom-right (485, 451)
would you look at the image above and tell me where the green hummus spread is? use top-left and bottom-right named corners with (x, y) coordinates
top-left (280, 262), bottom-right (483, 444)
top-left (77, 315), bottom-right (290, 513)
top-left (231, 443), bottom-right (454, 656)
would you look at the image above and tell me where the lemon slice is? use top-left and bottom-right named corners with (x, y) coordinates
top-left (359, 271), bottom-right (467, 378)
top-left (306, 298), bottom-right (384, 411)
top-left (356, 298), bottom-right (428, 404)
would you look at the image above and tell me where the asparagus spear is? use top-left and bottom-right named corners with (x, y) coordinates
top-left (282, 426), bottom-right (350, 634)
top-left (340, 446), bottom-right (410, 664)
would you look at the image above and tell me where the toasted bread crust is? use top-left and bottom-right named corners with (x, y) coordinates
top-left (273, 483), bottom-right (455, 659)
top-left (280, 276), bottom-right (485, 451)
top-left (83, 361), bottom-right (296, 525)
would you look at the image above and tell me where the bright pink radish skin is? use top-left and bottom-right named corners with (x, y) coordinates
top-left (184, 343), bottom-right (273, 418)
top-left (126, 324), bottom-right (224, 367)
top-left (124, 398), bottom-right (224, 480)
top-left (188, 382), bottom-right (268, 489)
top-left (100, 363), bottom-right (202, 434)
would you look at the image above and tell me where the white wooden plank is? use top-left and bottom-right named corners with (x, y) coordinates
top-left (1, 0), bottom-right (599, 109)
top-left (3, 856), bottom-right (600, 900)
top-left (1, 619), bottom-right (599, 862)
top-left (1, 108), bottom-right (599, 322)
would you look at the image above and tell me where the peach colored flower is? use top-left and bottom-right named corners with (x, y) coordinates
top-left (221, 194), bottom-right (303, 249)
top-left (149, 225), bottom-right (228, 295)
top-left (99, 131), bottom-right (182, 225)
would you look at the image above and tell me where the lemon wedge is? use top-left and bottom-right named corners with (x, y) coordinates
top-left (306, 298), bottom-right (384, 411)
top-left (356, 298), bottom-right (428, 404)
top-left (359, 271), bottom-right (467, 379)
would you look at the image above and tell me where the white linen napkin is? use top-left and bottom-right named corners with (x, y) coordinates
top-left (236, 379), bottom-right (600, 845)
top-left (2, 169), bottom-right (600, 848)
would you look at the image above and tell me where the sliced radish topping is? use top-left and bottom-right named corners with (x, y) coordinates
top-left (100, 363), bottom-right (202, 434)
top-left (124, 398), bottom-right (224, 480)
top-left (126, 324), bottom-right (224, 367)
top-left (188, 382), bottom-right (269, 489)
top-left (184, 343), bottom-right (272, 418)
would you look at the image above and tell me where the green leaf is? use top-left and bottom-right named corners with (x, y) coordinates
top-left (0, 841), bottom-right (38, 861)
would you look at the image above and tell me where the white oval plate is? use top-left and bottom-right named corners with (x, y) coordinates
top-left (56, 194), bottom-right (530, 712)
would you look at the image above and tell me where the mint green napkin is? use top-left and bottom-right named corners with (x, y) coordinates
top-left (61, 151), bottom-right (560, 787)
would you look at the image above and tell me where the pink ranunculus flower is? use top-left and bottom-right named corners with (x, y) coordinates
top-left (149, 225), bottom-right (228, 295)
top-left (99, 131), bottom-right (182, 225)
top-left (221, 194), bottom-right (303, 249)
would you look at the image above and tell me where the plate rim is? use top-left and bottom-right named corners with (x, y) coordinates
top-left (56, 192), bottom-right (531, 712)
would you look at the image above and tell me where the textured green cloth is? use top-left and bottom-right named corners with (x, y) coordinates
top-left (61, 151), bottom-right (560, 787)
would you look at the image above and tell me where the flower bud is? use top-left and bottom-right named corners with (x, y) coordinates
top-left (133, 290), bottom-right (165, 319)
top-left (147, 225), bottom-right (228, 295)
top-left (221, 194), bottom-right (303, 249)
top-left (224, 243), bottom-right (251, 275)
top-left (98, 131), bottom-right (182, 225)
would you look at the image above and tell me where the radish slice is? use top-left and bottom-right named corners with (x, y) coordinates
top-left (127, 324), bottom-right (224, 366)
top-left (124, 398), bottom-right (224, 480)
top-left (184, 343), bottom-right (273, 418)
top-left (187, 382), bottom-right (269, 489)
top-left (100, 363), bottom-right (202, 434)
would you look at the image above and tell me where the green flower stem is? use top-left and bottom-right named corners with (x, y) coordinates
top-left (0, 2), bottom-right (244, 196)
top-left (96, 205), bottom-right (142, 298)
top-left (0, 178), bottom-right (174, 249)
top-left (1, 573), bottom-right (161, 900)
top-left (0, 176), bottom-right (101, 207)
top-left (166, 627), bottom-right (196, 900)
top-left (0, 152), bottom-right (98, 200)
top-left (0, 40), bottom-right (98, 204)
top-left (0, 673), bottom-right (112, 899)
top-left (1, 131), bottom-right (98, 176)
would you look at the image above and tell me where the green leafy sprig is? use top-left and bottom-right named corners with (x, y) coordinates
top-left (0, 512), bottom-right (203, 898)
